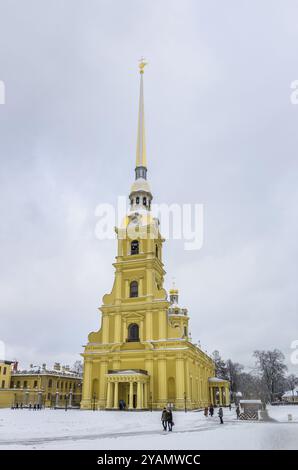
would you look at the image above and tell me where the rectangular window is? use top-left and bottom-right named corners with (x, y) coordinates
top-left (1, 380), bottom-right (5, 388)
top-left (3, 367), bottom-right (6, 375)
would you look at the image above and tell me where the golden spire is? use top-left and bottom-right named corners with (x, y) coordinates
top-left (136, 58), bottom-right (147, 170)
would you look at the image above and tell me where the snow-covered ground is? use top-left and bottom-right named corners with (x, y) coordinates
top-left (0, 406), bottom-right (297, 450)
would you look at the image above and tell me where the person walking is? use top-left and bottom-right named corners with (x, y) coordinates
top-left (218, 407), bottom-right (224, 424)
top-left (229, 403), bottom-right (232, 411)
top-left (209, 404), bottom-right (214, 417)
top-left (166, 408), bottom-right (173, 432)
top-left (161, 407), bottom-right (168, 431)
top-left (236, 405), bottom-right (240, 419)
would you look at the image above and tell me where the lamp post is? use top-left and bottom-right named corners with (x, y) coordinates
top-left (184, 392), bottom-right (187, 413)
top-left (92, 393), bottom-right (96, 411)
top-left (150, 392), bottom-right (153, 412)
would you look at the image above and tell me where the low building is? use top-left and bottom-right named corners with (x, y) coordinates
top-left (0, 360), bottom-right (13, 389)
top-left (239, 399), bottom-right (263, 420)
top-left (9, 363), bottom-right (82, 408)
top-left (0, 360), bottom-right (14, 408)
top-left (282, 387), bottom-right (298, 403)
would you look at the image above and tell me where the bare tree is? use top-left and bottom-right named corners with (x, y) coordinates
top-left (72, 360), bottom-right (83, 375)
top-left (253, 349), bottom-right (287, 403)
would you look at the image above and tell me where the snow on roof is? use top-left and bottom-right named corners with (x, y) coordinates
top-left (282, 387), bottom-right (298, 398)
top-left (240, 400), bottom-right (262, 404)
top-left (208, 377), bottom-right (229, 383)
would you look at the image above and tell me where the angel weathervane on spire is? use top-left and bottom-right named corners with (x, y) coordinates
top-left (139, 57), bottom-right (147, 74)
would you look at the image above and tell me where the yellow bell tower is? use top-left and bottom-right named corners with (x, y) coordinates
top-left (81, 61), bottom-right (228, 410)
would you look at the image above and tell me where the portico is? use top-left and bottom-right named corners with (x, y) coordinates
top-left (106, 370), bottom-right (149, 410)
top-left (209, 377), bottom-right (230, 406)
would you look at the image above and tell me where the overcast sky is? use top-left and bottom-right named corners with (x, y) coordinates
top-left (0, 0), bottom-right (297, 374)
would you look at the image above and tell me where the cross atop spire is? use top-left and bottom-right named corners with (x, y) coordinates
top-left (135, 58), bottom-right (147, 178)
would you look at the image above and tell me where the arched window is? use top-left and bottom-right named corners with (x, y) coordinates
top-left (130, 281), bottom-right (138, 298)
top-left (136, 196), bottom-right (140, 204)
top-left (127, 323), bottom-right (139, 342)
top-left (143, 197), bottom-right (147, 206)
top-left (131, 240), bottom-right (139, 255)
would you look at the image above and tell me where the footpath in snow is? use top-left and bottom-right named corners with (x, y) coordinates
top-left (0, 405), bottom-right (297, 450)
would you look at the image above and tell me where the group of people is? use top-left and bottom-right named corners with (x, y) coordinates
top-left (203, 403), bottom-right (241, 423)
top-left (203, 404), bottom-right (224, 423)
top-left (12, 402), bottom-right (42, 410)
top-left (161, 407), bottom-right (174, 431)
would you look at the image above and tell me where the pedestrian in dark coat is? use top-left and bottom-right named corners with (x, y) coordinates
top-left (229, 403), bottom-right (232, 411)
top-left (161, 407), bottom-right (167, 431)
top-left (218, 407), bottom-right (224, 424)
top-left (236, 405), bottom-right (240, 419)
top-left (166, 408), bottom-right (173, 432)
top-left (209, 404), bottom-right (214, 417)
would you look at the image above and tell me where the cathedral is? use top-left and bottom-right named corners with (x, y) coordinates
top-left (81, 61), bottom-right (229, 410)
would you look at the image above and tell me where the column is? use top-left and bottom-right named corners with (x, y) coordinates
top-left (144, 383), bottom-right (148, 409)
top-left (115, 269), bottom-right (122, 304)
top-left (137, 381), bottom-right (142, 409)
top-left (140, 320), bottom-right (144, 342)
top-left (106, 381), bottom-right (112, 408)
top-left (129, 381), bottom-right (134, 409)
top-left (158, 310), bottom-right (167, 339)
top-left (55, 391), bottom-right (59, 408)
top-left (145, 312), bottom-right (152, 340)
top-left (102, 315), bottom-right (109, 343)
top-left (146, 268), bottom-right (153, 299)
top-left (81, 359), bottom-right (92, 408)
top-left (139, 277), bottom-right (143, 296)
top-left (219, 387), bottom-right (223, 406)
top-left (99, 361), bottom-right (107, 409)
top-left (145, 359), bottom-right (154, 408)
top-left (114, 314), bottom-right (121, 343)
top-left (225, 386), bottom-right (230, 406)
top-left (175, 355), bottom-right (185, 409)
top-left (113, 382), bottom-right (119, 409)
top-left (125, 280), bottom-right (129, 298)
top-left (158, 357), bottom-right (167, 407)
top-left (185, 359), bottom-right (190, 402)
top-left (210, 386), bottom-right (215, 405)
